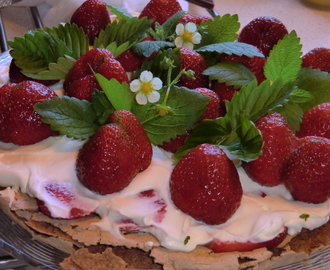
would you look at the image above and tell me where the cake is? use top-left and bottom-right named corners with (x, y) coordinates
top-left (1, 0), bottom-right (330, 269)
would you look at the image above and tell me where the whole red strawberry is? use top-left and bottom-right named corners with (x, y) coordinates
top-left (71, 0), bottom-right (111, 44)
top-left (238, 16), bottom-right (289, 57)
top-left (138, 0), bottom-right (182, 27)
top-left (159, 87), bottom-right (219, 153)
top-left (179, 48), bottom-right (209, 89)
top-left (64, 48), bottom-right (129, 101)
top-left (179, 14), bottom-right (210, 25)
top-left (9, 60), bottom-right (58, 86)
top-left (170, 143), bottom-right (242, 225)
top-left (76, 110), bottom-right (152, 195)
top-left (302, 47), bottom-right (330, 73)
top-left (282, 136), bottom-right (330, 204)
top-left (243, 113), bottom-right (295, 187)
top-left (296, 103), bottom-right (330, 139)
top-left (37, 181), bottom-right (96, 219)
top-left (0, 81), bottom-right (58, 145)
top-left (116, 49), bottom-right (145, 72)
top-left (211, 82), bottom-right (236, 117)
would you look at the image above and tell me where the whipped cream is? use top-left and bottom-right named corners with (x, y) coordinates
top-left (1, 136), bottom-right (329, 252)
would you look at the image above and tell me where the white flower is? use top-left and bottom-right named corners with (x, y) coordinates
top-left (130, 71), bottom-right (163, 105)
top-left (174, 22), bottom-right (201, 50)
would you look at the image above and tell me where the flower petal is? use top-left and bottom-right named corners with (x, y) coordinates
top-left (148, 91), bottom-right (160, 103)
top-left (151, 77), bottom-right (163, 90)
top-left (175, 37), bottom-right (183, 48)
top-left (191, 32), bottom-right (202, 44)
top-left (175, 23), bottom-right (184, 35)
top-left (136, 92), bottom-right (148, 105)
top-left (130, 79), bottom-right (141, 92)
top-left (183, 42), bottom-right (194, 50)
top-left (185, 22), bottom-right (197, 33)
top-left (140, 70), bottom-right (153, 82)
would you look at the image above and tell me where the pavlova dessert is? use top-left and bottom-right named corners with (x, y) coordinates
top-left (1, 0), bottom-right (330, 269)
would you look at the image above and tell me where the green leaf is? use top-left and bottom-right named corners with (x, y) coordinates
top-left (105, 41), bottom-right (131, 58)
top-left (272, 100), bottom-right (303, 132)
top-left (299, 213), bottom-right (310, 221)
top-left (295, 67), bottom-right (330, 112)
top-left (197, 14), bottom-right (240, 47)
top-left (34, 96), bottom-right (100, 140)
top-left (202, 62), bottom-right (256, 89)
top-left (161, 10), bottom-right (187, 38)
top-left (94, 73), bottom-right (134, 111)
top-left (93, 16), bottom-right (152, 52)
top-left (105, 3), bottom-right (133, 20)
top-left (264, 31), bottom-right (302, 83)
top-left (132, 86), bottom-right (210, 145)
top-left (133, 40), bottom-right (174, 58)
top-left (24, 55), bottom-right (76, 80)
top-left (91, 90), bottom-right (115, 126)
top-left (196, 42), bottom-right (264, 58)
top-left (8, 23), bottom-right (89, 74)
top-left (290, 88), bottom-right (314, 104)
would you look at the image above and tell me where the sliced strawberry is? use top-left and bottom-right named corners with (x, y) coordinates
top-left (296, 102), bottom-right (330, 139)
top-left (71, 0), bottom-right (111, 44)
top-left (282, 136), bottom-right (330, 204)
top-left (238, 16), bottom-right (289, 57)
top-left (205, 227), bottom-right (288, 253)
top-left (170, 144), bottom-right (242, 225)
top-left (37, 181), bottom-right (96, 219)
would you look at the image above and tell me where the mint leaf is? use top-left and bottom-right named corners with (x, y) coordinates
top-left (202, 62), bottom-right (256, 89)
top-left (272, 100), bottom-right (303, 132)
top-left (9, 23), bottom-right (89, 74)
top-left (105, 4), bottom-right (133, 20)
top-left (34, 96), bottom-right (100, 140)
top-left (264, 31), bottom-right (302, 83)
top-left (133, 40), bottom-right (174, 58)
top-left (104, 41), bottom-right (131, 58)
top-left (295, 67), bottom-right (330, 112)
top-left (93, 16), bottom-right (152, 55)
top-left (132, 86), bottom-right (210, 145)
top-left (24, 55), bottom-right (76, 80)
top-left (94, 74), bottom-right (134, 111)
top-left (197, 14), bottom-right (240, 47)
top-left (196, 42), bottom-right (264, 58)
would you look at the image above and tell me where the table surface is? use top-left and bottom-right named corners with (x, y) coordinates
top-left (1, 0), bottom-right (330, 54)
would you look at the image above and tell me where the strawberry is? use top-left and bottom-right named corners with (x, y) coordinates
top-left (9, 60), bottom-right (58, 86)
top-left (296, 103), bottom-right (330, 139)
top-left (237, 16), bottom-right (289, 57)
top-left (211, 82), bottom-right (236, 117)
top-left (76, 110), bottom-right (152, 195)
top-left (170, 143), bottom-right (242, 225)
top-left (64, 48), bottom-right (129, 101)
top-left (302, 47), bottom-right (330, 73)
top-left (138, 0), bottom-right (182, 27)
top-left (179, 14), bottom-right (210, 25)
top-left (282, 136), bottom-right (330, 204)
top-left (0, 81), bottom-right (58, 145)
top-left (37, 181), bottom-right (96, 219)
top-left (179, 48), bottom-right (209, 89)
top-left (205, 226), bottom-right (288, 253)
top-left (243, 113), bottom-right (295, 187)
top-left (159, 87), bottom-right (220, 153)
top-left (70, 0), bottom-right (111, 44)
top-left (116, 49), bottom-right (145, 72)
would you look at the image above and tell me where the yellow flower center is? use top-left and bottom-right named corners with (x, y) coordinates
top-left (140, 82), bottom-right (153, 95)
top-left (182, 31), bottom-right (193, 43)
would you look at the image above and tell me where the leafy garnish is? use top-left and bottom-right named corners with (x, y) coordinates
top-left (197, 14), bottom-right (240, 47)
top-left (93, 16), bottom-right (152, 57)
top-left (133, 40), bottom-right (174, 58)
top-left (202, 62), bottom-right (256, 89)
top-left (299, 213), bottom-right (310, 221)
top-left (175, 79), bottom-right (299, 161)
top-left (264, 31), bottom-right (302, 83)
top-left (34, 96), bottom-right (100, 140)
top-left (131, 85), bottom-right (210, 145)
top-left (8, 23), bottom-right (89, 74)
top-left (105, 4), bottom-right (133, 20)
top-left (184, 236), bottom-right (191, 245)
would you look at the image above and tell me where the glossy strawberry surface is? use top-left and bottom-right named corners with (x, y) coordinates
top-left (302, 47), bottom-right (330, 73)
top-left (70, 0), bottom-right (111, 44)
top-left (170, 143), bottom-right (242, 225)
top-left (243, 113), bottom-right (295, 187)
top-left (282, 136), bottom-right (330, 204)
top-left (0, 81), bottom-right (58, 145)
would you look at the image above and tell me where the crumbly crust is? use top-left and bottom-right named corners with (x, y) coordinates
top-left (1, 189), bottom-right (329, 270)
